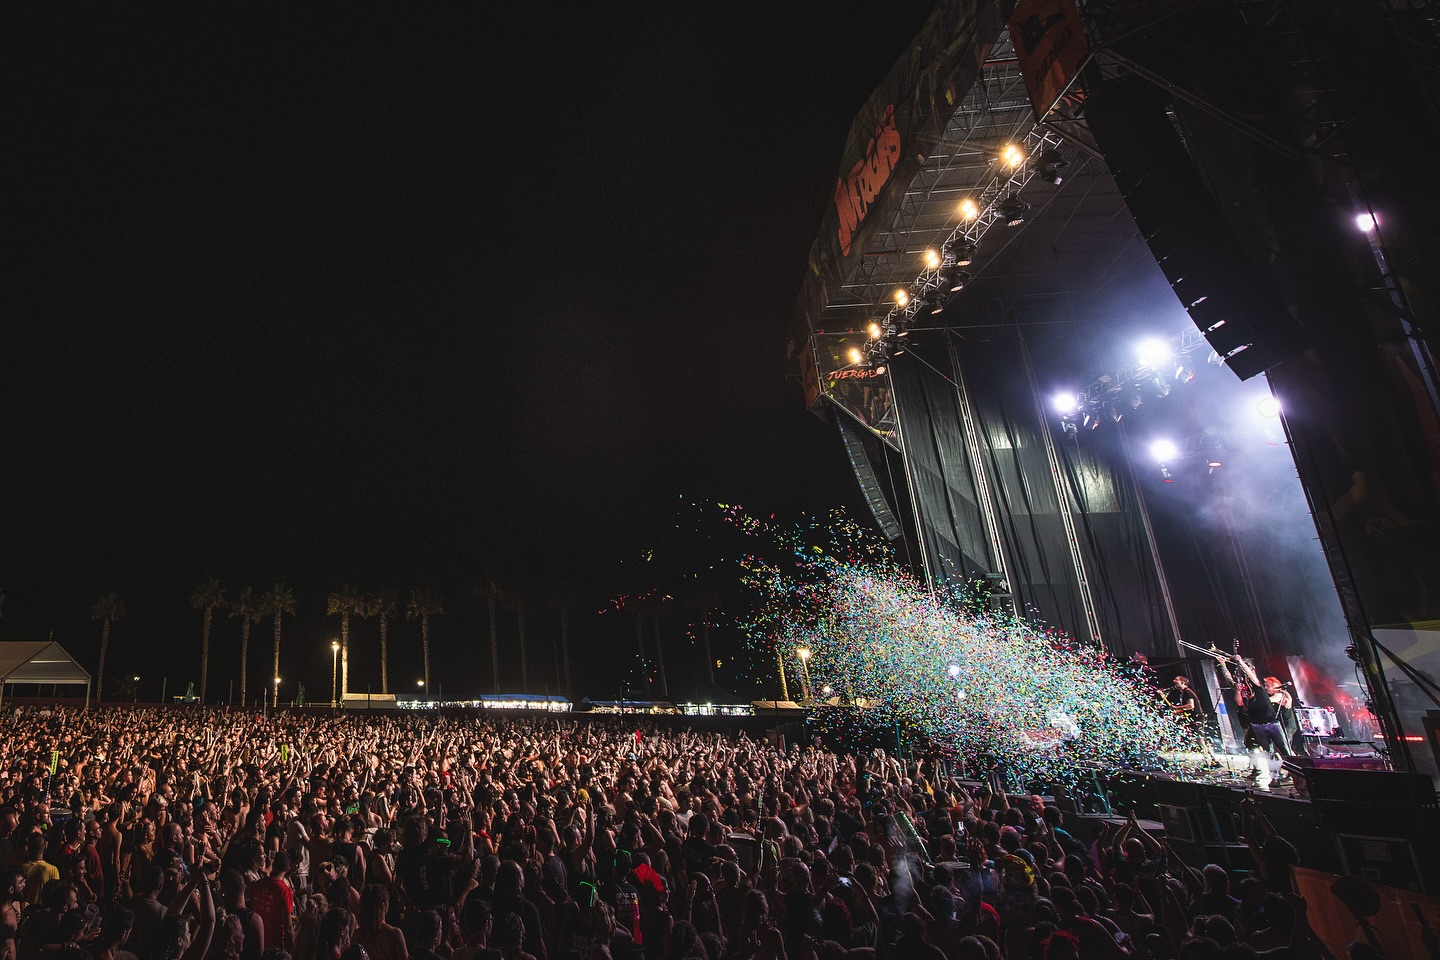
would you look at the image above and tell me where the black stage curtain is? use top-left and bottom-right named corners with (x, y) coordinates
top-left (887, 345), bottom-right (991, 585)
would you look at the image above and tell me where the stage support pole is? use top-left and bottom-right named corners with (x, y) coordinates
top-left (947, 333), bottom-right (1014, 610)
top-left (1020, 329), bottom-right (1104, 647)
top-left (1117, 420), bottom-right (1184, 657)
top-left (887, 361), bottom-right (935, 592)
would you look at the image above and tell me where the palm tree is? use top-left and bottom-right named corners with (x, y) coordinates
top-left (259, 583), bottom-right (296, 708)
top-left (190, 579), bottom-right (227, 706)
top-left (365, 589), bottom-right (397, 695)
top-left (326, 585), bottom-right (365, 699)
top-left (475, 579), bottom-right (505, 693)
top-left (651, 594), bottom-right (671, 702)
top-left (509, 593), bottom-right (533, 693)
top-left (406, 587), bottom-right (444, 695)
top-left (229, 587), bottom-right (262, 706)
top-left (90, 593), bottom-right (125, 704)
top-left (546, 592), bottom-right (575, 698)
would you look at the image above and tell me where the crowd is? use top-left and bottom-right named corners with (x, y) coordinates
top-left (0, 706), bottom-right (1348, 960)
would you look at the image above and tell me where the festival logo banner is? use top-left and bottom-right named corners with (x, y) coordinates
top-left (794, 0), bottom-right (1011, 341)
top-left (811, 333), bottom-right (897, 446)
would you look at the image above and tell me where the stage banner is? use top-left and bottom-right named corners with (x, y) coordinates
top-left (810, 333), bottom-right (897, 447)
top-left (794, 0), bottom-right (1011, 339)
top-left (1008, 0), bottom-right (1087, 119)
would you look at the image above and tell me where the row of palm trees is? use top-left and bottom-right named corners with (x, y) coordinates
top-left (42, 575), bottom-right (719, 707)
top-left (80, 579), bottom-right (570, 707)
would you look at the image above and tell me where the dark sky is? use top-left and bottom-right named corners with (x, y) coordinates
top-left (5, 5), bottom-right (940, 700)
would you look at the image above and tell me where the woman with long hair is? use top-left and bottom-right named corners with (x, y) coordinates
top-left (355, 887), bottom-right (406, 960)
top-left (314, 910), bottom-right (355, 960)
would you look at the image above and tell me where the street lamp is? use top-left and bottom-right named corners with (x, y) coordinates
top-left (133, 676), bottom-right (140, 705)
top-left (331, 641), bottom-right (341, 708)
top-left (797, 647), bottom-right (813, 703)
top-left (273, 676), bottom-right (281, 709)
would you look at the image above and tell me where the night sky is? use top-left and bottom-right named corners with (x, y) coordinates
top-left (5, 6), bottom-right (941, 700)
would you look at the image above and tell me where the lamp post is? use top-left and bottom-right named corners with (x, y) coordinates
top-left (132, 676), bottom-right (140, 705)
top-left (331, 641), bottom-right (341, 708)
top-left (797, 647), bottom-right (812, 703)
top-left (417, 679), bottom-right (425, 701)
top-left (273, 676), bottom-right (281, 710)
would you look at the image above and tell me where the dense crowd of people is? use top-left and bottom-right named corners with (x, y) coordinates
top-left (0, 706), bottom-right (1350, 960)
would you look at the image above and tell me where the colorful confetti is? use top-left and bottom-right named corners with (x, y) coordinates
top-left (728, 507), bottom-right (1206, 783)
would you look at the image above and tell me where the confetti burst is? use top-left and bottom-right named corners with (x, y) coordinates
top-left (732, 511), bottom-right (1205, 782)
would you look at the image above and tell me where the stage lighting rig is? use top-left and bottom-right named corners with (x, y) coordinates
top-left (1037, 147), bottom-right (1069, 184)
top-left (998, 195), bottom-right (1031, 227)
top-left (1056, 326), bottom-right (1212, 435)
top-left (865, 128), bottom-right (1063, 349)
top-left (942, 238), bottom-right (976, 266)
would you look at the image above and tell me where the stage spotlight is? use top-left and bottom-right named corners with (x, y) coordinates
top-left (941, 266), bottom-right (972, 293)
top-left (947, 663), bottom-right (960, 679)
top-left (1052, 392), bottom-right (1078, 415)
top-left (1150, 438), bottom-right (1179, 463)
top-left (998, 195), bottom-right (1030, 226)
top-left (1207, 460), bottom-right (1224, 471)
top-left (894, 288), bottom-right (910, 307)
top-left (848, 347), bottom-right (863, 365)
top-left (1107, 402), bottom-right (1123, 424)
top-left (921, 291), bottom-right (950, 315)
top-left (1037, 147), bottom-right (1068, 184)
top-left (1174, 363), bottom-right (1195, 384)
top-left (1061, 420), bottom-right (1079, 437)
top-left (868, 322), bottom-right (882, 339)
top-left (943, 238), bottom-right (977, 265)
top-left (1355, 212), bottom-right (1377, 232)
top-left (959, 197), bottom-right (981, 221)
top-left (1129, 393), bottom-right (1144, 411)
top-left (1136, 338), bottom-right (1172, 368)
top-left (1001, 143), bottom-right (1026, 168)
top-left (1257, 396), bottom-right (1282, 418)
top-left (1154, 377), bottom-right (1171, 398)
top-left (923, 248), bottom-right (941, 270)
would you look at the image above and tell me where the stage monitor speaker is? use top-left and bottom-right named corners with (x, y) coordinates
top-left (1336, 834), bottom-right (1424, 891)
top-left (1084, 76), bottom-right (1305, 380)
top-left (1283, 759), bottom-right (1436, 805)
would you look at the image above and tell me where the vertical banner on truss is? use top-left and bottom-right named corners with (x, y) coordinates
top-left (1008, 0), bottom-right (1087, 119)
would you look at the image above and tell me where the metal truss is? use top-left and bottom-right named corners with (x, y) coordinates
top-left (1058, 325), bottom-right (1218, 432)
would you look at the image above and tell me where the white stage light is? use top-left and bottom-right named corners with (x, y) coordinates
top-left (1256, 396), bottom-right (1281, 418)
top-left (1053, 392), bottom-right (1079, 414)
top-left (1137, 339), bottom-right (1172, 368)
top-left (1355, 212), bottom-right (1377, 233)
top-left (1150, 438), bottom-right (1179, 463)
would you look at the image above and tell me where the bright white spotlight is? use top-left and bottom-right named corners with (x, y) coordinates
top-left (1137, 339), bottom-right (1172, 368)
top-left (1256, 396), bottom-right (1281, 418)
top-left (1150, 438), bottom-right (1179, 463)
top-left (1355, 212), bottom-right (1377, 233)
top-left (947, 663), bottom-right (960, 679)
top-left (1052, 392), bottom-right (1079, 415)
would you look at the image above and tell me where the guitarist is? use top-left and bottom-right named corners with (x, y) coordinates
top-left (1217, 644), bottom-right (1291, 788)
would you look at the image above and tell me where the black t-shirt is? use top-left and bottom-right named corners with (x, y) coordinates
top-left (1245, 690), bottom-right (1278, 725)
top-left (1164, 686), bottom-right (1197, 711)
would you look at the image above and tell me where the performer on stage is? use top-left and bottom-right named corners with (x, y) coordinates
top-left (1163, 675), bottom-right (1197, 714)
top-left (1218, 655), bottom-right (1291, 788)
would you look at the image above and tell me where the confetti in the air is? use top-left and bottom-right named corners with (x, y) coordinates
top-left (727, 506), bottom-right (1206, 783)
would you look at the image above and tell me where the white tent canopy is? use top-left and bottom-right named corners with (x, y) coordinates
top-left (0, 641), bottom-right (92, 706)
